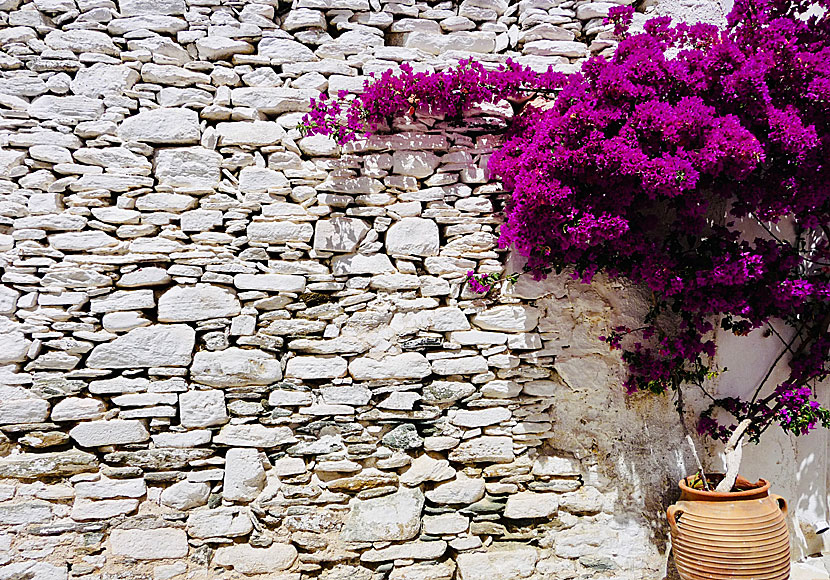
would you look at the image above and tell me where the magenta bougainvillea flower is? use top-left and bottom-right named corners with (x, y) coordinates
top-left (301, 0), bottom-right (830, 444)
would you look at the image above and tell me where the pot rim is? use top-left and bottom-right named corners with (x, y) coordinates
top-left (678, 474), bottom-right (770, 500)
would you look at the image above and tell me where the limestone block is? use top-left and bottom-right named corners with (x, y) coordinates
top-left (349, 353), bottom-right (431, 380)
top-left (44, 30), bottom-right (118, 55)
top-left (71, 498), bottom-right (139, 521)
top-left (28, 96), bottom-right (104, 121)
top-left (186, 507), bottom-right (253, 538)
top-left (472, 305), bottom-right (541, 333)
top-left (216, 121), bottom-right (285, 146)
top-left (157, 284), bottom-right (240, 322)
top-left (313, 217), bottom-right (369, 252)
top-left (0, 332), bottom-right (31, 364)
top-left (340, 487), bottom-right (424, 542)
top-left (118, 0), bottom-right (186, 16)
top-left (109, 528), bottom-right (188, 560)
top-left (191, 348), bottom-right (282, 387)
top-left (179, 390), bottom-right (228, 428)
top-left (247, 221), bottom-right (313, 243)
top-left (392, 151), bottom-right (440, 178)
top-left (160, 480), bottom-right (210, 510)
top-left (196, 36), bottom-right (254, 60)
top-left (86, 325), bottom-right (195, 368)
top-left (0, 398), bottom-right (49, 424)
top-left (503, 492), bottom-right (559, 518)
top-left (386, 218), bottom-right (439, 257)
top-left (239, 167), bottom-right (290, 193)
top-left (0, 451), bottom-right (98, 479)
top-left (450, 407), bottom-right (511, 427)
top-left (286, 355), bottom-right (348, 379)
top-left (70, 64), bottom-right (139, 98)
top-left (233, 274), bottom-right (306, 292)
top-left (69, 420), bottom-right (150, 447)
top-left (51, 398), bottom-right (105, 422)
top-left (448, 436), bottom-right (514, 463)
top-left (425, 474), bottom-right (485, 505)
top-left (214, 424), bottom-right (296, 448)
top-left (456, 548), bottom-right (539, 580)
top-left (154, 147), bottom-right (221, 189)
top-left (223, 448), bottom-right (265, 502)
top-left (118, 108), bottom-right (200, 144)
top-left (214, 543), bottom-right (298, 574)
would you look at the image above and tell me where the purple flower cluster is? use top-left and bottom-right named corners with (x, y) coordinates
top-left (301, 0), bottom-right (830, 444)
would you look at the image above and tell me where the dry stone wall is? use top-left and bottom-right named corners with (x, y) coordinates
top-left (0, 0), bottom-right (723, 579)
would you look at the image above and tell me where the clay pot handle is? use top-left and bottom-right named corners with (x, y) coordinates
top-left (667, 505), bottom-right (683, 535)
top-left (770, 494), bottom-right (788, 517)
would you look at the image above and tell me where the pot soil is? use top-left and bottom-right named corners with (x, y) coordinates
top-left (667, 474), bottom-right (789, 580)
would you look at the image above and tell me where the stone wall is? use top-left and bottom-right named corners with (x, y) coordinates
top-left (0, 0), bottom-right (751, 579)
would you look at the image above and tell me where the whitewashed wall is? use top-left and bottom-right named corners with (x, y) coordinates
top-left (0, 0), bottom-right (826, 578)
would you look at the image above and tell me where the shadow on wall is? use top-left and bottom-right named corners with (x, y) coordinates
top-left (507, 254), bottom-right (696, 575)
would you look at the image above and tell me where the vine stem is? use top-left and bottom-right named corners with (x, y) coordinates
top-left (715, 418), bottom-right (752, 492)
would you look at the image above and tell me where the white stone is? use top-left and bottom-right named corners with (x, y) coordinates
top-left (160, 480), bottom-right (210, 510)
top-left (179, 390), bottom-right (228, 428)
top-left (109, 528), bottom-right (188, 560)
top-left (258, 37), bottom-right (315, 63)
top-left (423, 513), bottom-right (468, 535)
top-left (0, 332), bottom-right (31, 365)
top-left (118, 108), bottom-right (200, 144)
top-left (0, 398), bottom-right (49, 424)
top-left (427, 307), bottom-right (471, 332)
top-left (230, 87), bottom-right (315, 114)
top-left (181, 209), bottom-right (223, 232)
top-left (386, 218), bottom-right (439, 257)
top-left (341, 487), bottom-right (424, 542)
top-left (214, 543), bottom-right (297, 574)
top-left (472, 305), bottom-right (541, 333)
top-left (71, 64), bottom-right (139, 98)
top-left (450, 407), bottom-right (511, 427)
top-left (135, 193), bottom-right (196, 212)
top-left (29, 96), bottom-right (103, 121)
top-left (481, 380), bottom-right (522, 398)
top-left (216, 121), bottom-right (285, 147)
top-left (69, 420), bottom-right (149, 447)
top-left (186, 507), bottom-right (253, 538)
top-left (51, 398), bottom-right (105, 422)
top-left (49, 231), bottom-right (119, 251)
top-left (154, 147), bottom-right (221, 189)
top-left (239, 167), bottom-right (290, 193)
top-left (214, 424), bottom-right (296, 448)
top-left (71, 498), bottom-right (139, 521)
top-left (400, 454), bottom-right (456, 486)
top-left (425, 474), bottom-right (485, 504)
top-left (158, 284), bottom-right (240, 322)
top-left (45, 30), bottom-right (118, 55)
top-left (448, 436), bottom-right (514, 463)
top-left (233, 274), bottom-right (306, 292)
top-left (87, 325), bottom-right (195, 368)
top-left (504, 492), bottom-right (559, 519)
top-left (75, 477), bottom-right (146, 499)
top-left (90, 290), bottom-right (155, 314)
top-left (223, 448), bottom-right (265, 502)
top-left (349, 353), bottom-right (432, 380)
top-left (191, 348), bottom-right (282, 387)
top-left (196, 36), bottom-right (253, 60)
top-left (247, 221), bottom-right (313, 243)
top-left (313, 217), bottom-right (370, 252)
top-left (392, 151), bottom-right (440, 178)
top-left (332, 253), bottom-right (396, 275)
top-left (450, 330), bottom-right (507, 345)
top-left (430, 356), bottom-right (488, 375)
top-left (286, 355), bottom-right (348, 379)
top-left (456, 548), bottom-right (538, 580)
top-left (0, 563), bottom-right (66, 580)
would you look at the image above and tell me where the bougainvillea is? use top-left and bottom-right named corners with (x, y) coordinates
top-left (301, 0), bottom-right (830, 446)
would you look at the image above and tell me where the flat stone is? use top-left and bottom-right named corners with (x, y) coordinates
top-left (349, 353), bottom-right (431, 380)
top-left (400, 454), bottom-right (456, 486)
top-left (154, 147), bottom-right (221, 190)
top-left (386, 218), bottom-right (439, 257)
top-left (531, 455), bottom-right (580, 477)
top-left (214, 543), bottom-right (297, 574)
top-left (70, 63), bottom-right (140, 98)
top-left (89, 290), bottom-right (154, 313)
top-left (158, 284), bottom-right (240, 322)
top-left (224, 448), bottom-right (265, 502)
top-left (448, 436), bottom-right (514, 464)
top-left (118, 108), bottom-right (200, 144)
top-left (247, 221), bottom-right (313, 243)
top-left (389, 563), bottom-right (455, 580)
top-left (239, 167), bottom-right (290, 193)
top-left (504, 491), bottom-right (559, 519)
top-left (425, 474), bottom-right (485, 504)
top-left (456, 548), bottom-right (539, 580)
top-left (450, 407), bottom-right (511, 427)
top-left (382, 424), bottom-right (424, 450)
top-left (71, 498), bottom-right (139, 521)
top-left (392, 150), bottom-right (440, 178)
top-left (69, 420), bottom-right (150, 447)
top-left (186, 507), bottom-right (253, 538)
top-left (0, 398), bottom-right (49, 424)
top-left (361, 541), bottom-right (447, 562)
top-left (332, 253), bottom-right (396, 275)
top-left (430, 356), bottom-right (488, 375)
top-left (340, 487), bottom-right (424, 542)
top-left (196, 36), bottom-right (254, 60)
top-left (75, 477), bottom-right (146, 499)
top-left (51, 398), bottom-right (106, 422)
top-left (118, 0), bottom-right (186, 16)
top-left (179, 390), bottom-right (228, 428)
top-left (0, 450), bottom-right (98, 479)
top-left (161, 481), bottom-right (211, 510)
top-left (45, 29), bottom-right (118, 55)
top-left (29, 96), bottom-right (104, 121)
top-left (234, 274), bottom-right (305, 292)
top-left (472, 305), bottom-right (541, 333)
top-left (216, 121), bottom-right (285, 146)
top-left (191, 348), bottom-right (282, 387)
top-left (285, 355), bottom-right (348, 379)
top-left (214, 424), bottom-right (296, 448)
top-left (230, 87), bottom-right (315, 114)
top-left (87, 325), bottom-right (195, 368)
top-left (109, 528), bottom-right (188, 560)
top-left (422, 513), bottom-right (468, 535)
top-left (313, 217), bottom-right (370, 253)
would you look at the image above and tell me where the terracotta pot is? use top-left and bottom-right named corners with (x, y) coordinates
top-left (667, 475), bottom-right (790, 580)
